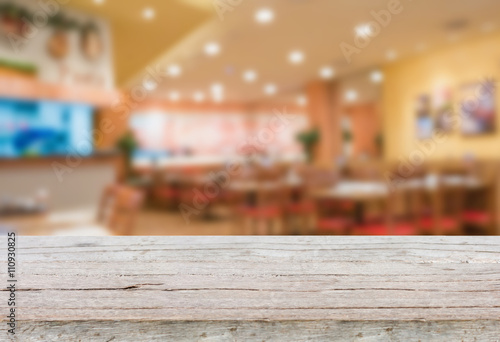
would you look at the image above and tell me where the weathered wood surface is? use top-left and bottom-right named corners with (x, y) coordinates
top-left (1, 236), bottom-right (500, 341)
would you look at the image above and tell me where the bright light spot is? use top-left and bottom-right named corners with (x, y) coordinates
top-left (143, 79), bottom-right (157, 91)
top-left (296, 95), bottom-right (308, 107)
top-left (255, 8), bottom-right (274, 24)
top-left (93, 0), bottom-right (105, 4)
top-left (168, 64), bottom-right (182, 77)
top-left (204, 42), bottom-right (220, 56)
top-left (319, 66), bottom-right (335, 79)
top-left (211, 83), bottom-right (224, 102)
top-left (288, 50), bottom-right (304, 64)
top-left (345, 89), bottom-right (358, 102)
top-left (370, 70), bottom-right (384, 83)
top-left (243, 70), bottom-right (257, 83)
top-left (193, 91), bottom-right (205, 102)
top-left (355, 23), bottom-right (373, 38)
top-left (264, 83), bottom-right (277, 95)
top-left (143, 8), bottom-right (155, 20)
top-left (211, 83), bottom-right (223, 94)
top-left (169, 91), bottom-right (180, 102)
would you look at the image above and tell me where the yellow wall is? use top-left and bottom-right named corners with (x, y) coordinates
top-left (383, 33), bottom-right (500, 161)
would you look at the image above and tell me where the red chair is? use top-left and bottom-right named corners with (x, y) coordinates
top-left (152, 185), bottom-right (180, 208)
top-left (315, 198), bottom-right (354, 235)
top-left (317, 217), bottom-right (353, 235)
top-left (418, 176), bottom-right (464, 235)
top-left (233, 168), bottom-right (288, 235)
top-left (463, 210), bottom-right (492, 225)
top-left (419, 216), bottom-right (460, 235)
top-left (284, 185), bottom-right (317, 235)
top-left (353, 223), bottom-right (387, 235)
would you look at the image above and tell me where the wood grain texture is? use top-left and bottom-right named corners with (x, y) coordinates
top-left (1, 236), bottom-right (499, 341)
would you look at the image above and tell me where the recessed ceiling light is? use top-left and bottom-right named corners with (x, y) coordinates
top-left (243, 70), bottom-right (257, 83)
top-left (297, 95), bottom-right (308, 107)
top-left (169, 91), bottom-right (180, 102)
top-left (345, 89), bottom-right (358, 102)
top-left (255, 8), bottom-right (274, 24)
top-left (370, 70), bottom-right (384, 83)
top-left (142, 8), bottom-right (155, 20)
top-left (264, 83), bottom-right (277, 95)
top-left (355, 23), bottom-right (373, 38)
top-left (211, 83), bottom-right (224, 102)
top-left (481, 22), bottom-right (496, 33)
top-left (386, 49), bottom-right (398, 61)
top-left (168, 64), bottom-right (182, 77)
top-left (288, 50), bottom-right (304, 64)
top-left (204, 42), bottom-right (220, 56)
top-left (211, 83), bottom-right (223, 94)
top-left (93, 0), bottom-right (105, 4)
top-left (143, 79), bottom-right (157, 91)
top-left (319, 66), bottom-right (335, 79)
top-left (193, 91), bottom-right (205, 103)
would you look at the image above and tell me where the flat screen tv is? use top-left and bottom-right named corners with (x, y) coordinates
top-left (0, 98), bottom-right (94, 158)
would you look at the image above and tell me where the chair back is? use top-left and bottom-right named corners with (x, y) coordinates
top-left (97, 185), bottom-right (144, 235)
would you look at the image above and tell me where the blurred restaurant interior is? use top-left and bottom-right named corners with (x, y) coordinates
top-left (1, 0), bottom-right (500, 236)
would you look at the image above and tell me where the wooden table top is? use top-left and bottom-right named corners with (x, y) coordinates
top-left (312, 180), bottom-right (389, 200)
top-left (2, 236), bottom-right (499, 341)
top-left (228, 178), bottom-right (303, 192)
top-left (313, 175), bottom-right (485, 201)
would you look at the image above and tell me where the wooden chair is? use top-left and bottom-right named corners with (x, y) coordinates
top-left (461, 160), bottom-right (495, 234)
top-left (352, 163), bottom-right (427, 236)
top-left (316, 199), bottom-right (354, 235)
top-left (388, 164), bottom-right (428, 235)
top-left (419, 170), bottom-right (465, 235)
top-left (282, 165), bottom-right (323, 235)
top-left (302, 167), bottom-right (354, 235)
top-left (97, 184), bottom-right (145, 235)
top-left (150, 171), bottom-right (182, 210)
top-left (231, 166), bottom-right (288, 235)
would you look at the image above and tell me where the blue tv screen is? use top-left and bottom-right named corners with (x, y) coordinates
top-left (0, 98), bottom-right (95, 159)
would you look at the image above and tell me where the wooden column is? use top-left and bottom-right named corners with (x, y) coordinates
top-left (306, 81), bottom-right (342, 167)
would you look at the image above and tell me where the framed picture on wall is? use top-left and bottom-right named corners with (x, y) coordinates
top-left (433, 87), bottom-right (454, 133)
top-left (460, 80), bottom-right (496, 136)
top-left (416, 94), bottom-right (433, 140)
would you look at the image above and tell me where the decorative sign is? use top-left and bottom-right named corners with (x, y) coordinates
top-left (0, 0), bottom-right (114, 89)
top-left (460, 80), bottom-right (496, 136)
top-left (47, 30), bottom-right (69, 59)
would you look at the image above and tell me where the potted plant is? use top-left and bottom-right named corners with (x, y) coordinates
top-left (0, 2), bottom-right (31, 36)
top-left (342, 129), bottom-right (353, 156)
top-left (116, 131), bottom-right (139, 181)
top-left (297, 128), bottom-right (320, 163)
top-left (375, 132), bottom-right (383, 156)
top-left (341, 117), bottom-right (353, 157)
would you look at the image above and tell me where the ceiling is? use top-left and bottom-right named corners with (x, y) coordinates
top-left (66, 0), bottom-right (213, 85)
top-left (72, 0), bottom-right (500, 104)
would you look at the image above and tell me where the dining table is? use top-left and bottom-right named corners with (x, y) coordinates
top-left (313, 174), bottom-right (485, 200)
top-left (310, 174), bottom-right (486, 228)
